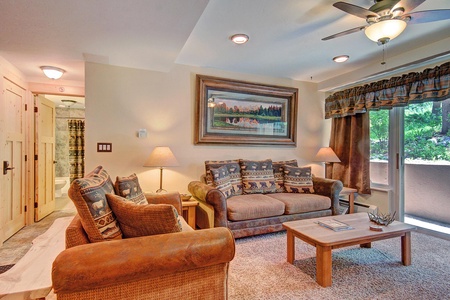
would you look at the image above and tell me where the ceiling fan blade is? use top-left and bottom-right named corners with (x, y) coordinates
top-left (322, 25), bottom-right (367, 41)
top-left (333, 2), bottom-right (379, 19)
top-left (405, 9), bottom-right (450, 24)
top-left (392, 0), bottom-right (426, 14)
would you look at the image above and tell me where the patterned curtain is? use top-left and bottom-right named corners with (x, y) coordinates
top-left (69, 120), bottom-right (85, 183)
top-left (325, 61), bottom-right (450, 119)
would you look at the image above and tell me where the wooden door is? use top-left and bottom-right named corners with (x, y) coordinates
top-left (0, 78), bottom-right (27, 243)
top-left (34, 95), bottom-right (56, 221)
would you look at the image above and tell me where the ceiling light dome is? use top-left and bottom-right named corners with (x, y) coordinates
top-left (40, 66), bottom-right (65, 79)
top-left (364, 19), bottom-right (407, 44)
top-left (230, 34), bottom-right (249, 44)
top-left (333, 55), bottom-right (349, 63)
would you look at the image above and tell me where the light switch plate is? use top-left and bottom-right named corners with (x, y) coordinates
top-left (97, 143), bottom-right (112, 152)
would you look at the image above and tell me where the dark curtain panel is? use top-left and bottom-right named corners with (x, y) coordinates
top-left (68, 120), bottom-right (85, 183)
top-left (328, 113), bottom-right (371, 194)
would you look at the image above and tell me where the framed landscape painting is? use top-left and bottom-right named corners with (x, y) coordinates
top-left (195, 75), bottom-right (298, 146)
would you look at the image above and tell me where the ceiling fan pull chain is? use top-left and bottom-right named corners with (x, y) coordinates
top-left (381, 43), bottom-right (387, 66)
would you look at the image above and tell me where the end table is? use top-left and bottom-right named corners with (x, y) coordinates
top-left (339, 187), bottom-right (358, 214)
top-left (181, 199), bottom-right (199, 229)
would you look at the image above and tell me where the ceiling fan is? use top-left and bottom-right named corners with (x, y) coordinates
top-left (322, 0), bottom-right (450, 44)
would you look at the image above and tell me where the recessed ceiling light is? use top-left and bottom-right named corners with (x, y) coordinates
top-left (230, 34), bottom-right (249, 45)
top-left (333, 55), bottom-right (349, 63)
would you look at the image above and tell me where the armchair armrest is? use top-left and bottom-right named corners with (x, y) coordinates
top-left (145, 192), bottom-right (182, 215)
top-left (312, 177), bottom-right (343, 215)
top-left (52, 227), bottom-right (235, 294)
top-left (188, 181), bottom-right (228, 227)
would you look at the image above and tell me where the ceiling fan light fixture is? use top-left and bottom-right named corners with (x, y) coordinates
top-left (230, 34), bottom-right (249, 44)
top-left (333, 55), bottom-right (349, 63)
top-left (364, 19), bottom-right (407, 43)
top-left (40, 66), bottom-right (65, 79)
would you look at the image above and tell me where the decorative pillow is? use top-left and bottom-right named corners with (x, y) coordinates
top-left (205, 160), bottom-right (243, 195)
top-left (114, 173), bottom-right (148, 205)
top-left (106, 194), bottom-right (182, 238)
top-left (68, 166), bottom-right (122, 242)
top-left (210, 166), bottom-right (233, 198)
top-left (272, 159), bottom-right (298, 192)
top-left (239, 159), bottom-right (276, 194)
top-left (283, 165), bottom-right (315, 194)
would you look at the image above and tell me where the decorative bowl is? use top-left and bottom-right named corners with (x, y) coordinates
top-left (368, 211), bottom-right (396, 226)
top-left (180, 194), bottom-right (192, 201)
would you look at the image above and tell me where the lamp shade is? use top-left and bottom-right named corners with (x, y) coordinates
top-left (364, 19), bottom-right (407, 43)
top-left (40, 66), bottom-right (65, 79)
top-left (144, 146), bottom-right (179, 167)
top-left (314, 147), bottom-right (341, 163)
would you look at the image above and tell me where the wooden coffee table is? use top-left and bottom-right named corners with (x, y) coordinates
top-left (282, 213), bottom-right (416, 287)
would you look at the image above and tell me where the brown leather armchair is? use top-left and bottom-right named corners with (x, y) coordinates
top-left (52, 193), bottom-right (235, 300)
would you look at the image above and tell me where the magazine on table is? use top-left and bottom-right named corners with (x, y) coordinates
top-left (317, 219), bottom-right (354, 231)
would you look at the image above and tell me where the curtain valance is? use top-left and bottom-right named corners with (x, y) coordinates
top-left (325, 61), bottom-right (450, 119)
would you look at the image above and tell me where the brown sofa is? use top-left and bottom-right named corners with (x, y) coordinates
top-left (188, 160), bottom-right (343, 238)
top-left (52, 167), bottom-right (235, 300)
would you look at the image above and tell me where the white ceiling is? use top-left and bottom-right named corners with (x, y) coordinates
top-left (1, 0), bottom-right (449, 90)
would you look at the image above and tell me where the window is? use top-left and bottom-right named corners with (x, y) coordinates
top-left (369, 110), bottom-right (390, 185)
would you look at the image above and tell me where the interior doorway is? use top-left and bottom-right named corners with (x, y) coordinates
top-left (37, 95), bottom-right (85, 203)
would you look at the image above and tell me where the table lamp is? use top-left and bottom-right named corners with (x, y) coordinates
top-left (313, 147), bottom-right (340, 178)
top-left (144, 146), bottom-right (179, 193)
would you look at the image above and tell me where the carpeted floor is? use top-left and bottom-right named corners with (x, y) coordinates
top-left (229, 231), bottom-right (450, 300)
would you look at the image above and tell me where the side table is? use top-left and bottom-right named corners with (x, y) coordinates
top-left (181, 199), bottom-right (199, 229)
top-left (339, 187), bottom-right (358, 214)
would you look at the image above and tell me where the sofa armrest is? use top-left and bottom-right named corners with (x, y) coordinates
top-left (188, 181), bottom-right (228, 228)
top-left (312, 177), bottom-right (343, 215)
top-left (145, 192), bottom-right (182, 215)
top-left (52, 227), bottom-right (235, 294)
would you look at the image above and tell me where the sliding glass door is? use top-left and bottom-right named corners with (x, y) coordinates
top-left (370, 99), bottom-right (450, 229)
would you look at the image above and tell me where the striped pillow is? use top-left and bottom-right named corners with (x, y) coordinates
top-left (240, 159), bottom-right (276, 194)
top-left (210, 166), bottom-right (233, 198)
top-left (205, 160), bottom-right (243, 195)
top-left (283, 165), bottom-right (315, 194)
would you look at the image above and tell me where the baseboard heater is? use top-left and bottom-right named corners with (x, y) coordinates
top-left (339, 199), bottom-right (378, 214)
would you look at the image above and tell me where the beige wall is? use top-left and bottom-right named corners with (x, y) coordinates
top-left (85, 63), bottom-right (329, 193)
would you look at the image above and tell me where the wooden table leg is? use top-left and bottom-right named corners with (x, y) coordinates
top-left (348, 192), bottom-right (355, 214)
top-left (401, 232), bottom-right (412, 266)
top-left (286, 230), bottom-right (295, 264)
top-left (360, 242), bottom-right (372, 248)
top-left (316, 245), bottom-right (332, 287)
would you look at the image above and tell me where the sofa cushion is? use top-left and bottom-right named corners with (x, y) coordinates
top-left (210, 166), bottom-right (233, 198)
top-left (227, 194), bottom-right (285, 221)
top-left (239, 159), bottom-right (276, 194)
top-left (266, 193), bottom-right (331, 214)
top-left (68, 166), bottom-right (122, 242)
top-left (106, 194), bottom-right (182, 238)
top-left (205, 160), bottom-right (243, 195)
top-left (114, 173), bottom-right (148, 205)
top-left (283, 165), bottom-right (315, 193)
top-left (272, 159), bottom-right (298, 193)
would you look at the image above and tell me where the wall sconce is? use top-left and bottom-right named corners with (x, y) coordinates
top-left (143, 146), bottom-right (179, 193)
top-left (40, 66), bottom-right (65, 79)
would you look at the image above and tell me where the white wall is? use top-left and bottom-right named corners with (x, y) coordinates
top-left (85, 63), bottom-right (329, 193)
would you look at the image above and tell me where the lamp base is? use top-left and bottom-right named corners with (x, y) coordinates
top-left (155, 188), bottom-right (167, 194)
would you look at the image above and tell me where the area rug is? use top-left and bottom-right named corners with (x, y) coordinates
top-left (228, 231), bottom-right (450, 300)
